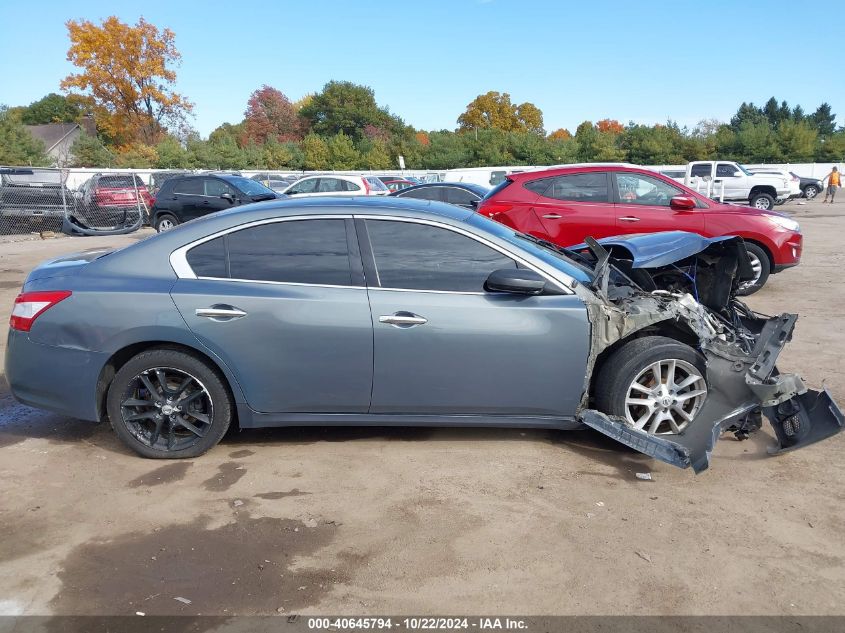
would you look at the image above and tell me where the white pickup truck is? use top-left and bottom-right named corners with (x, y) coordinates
top-left (661, 161), bottom-right (793, 210)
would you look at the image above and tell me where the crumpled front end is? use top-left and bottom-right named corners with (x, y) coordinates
top-left (572, 234), bottom-right (844, 473)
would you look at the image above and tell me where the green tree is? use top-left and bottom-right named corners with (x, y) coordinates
top-left (809, 103), bottom-right (836, 137)
top-left (734, 120), bottom-right (779, 162)
top-left (326, 132), bottom-right (360, 170)
top-left (359, 139), bottom-right (392, 170)
top-left (300, 81), bottom-right (395, 140)
top-left (574, 121), bottom-right (625, 162)
top-left (0, 106), bottom-right (50, 165)
top-left (775, 120), bottom-right (817, 161)
top-left (69, 133), bottom-right (115, 167)
top-left (301, 133), bottom-right (330, 170)
top-left (21, 93), bottom-right (83, 124)
top-left (262, 137), bottom-right (294, 169)
top-left (154, 135), bottom-right (188, 168)
top-left (730, 102), bottom-right (766, 131)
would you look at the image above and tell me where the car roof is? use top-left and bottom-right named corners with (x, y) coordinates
top-left (394, 182), bottom-right (488, 193)
top-left (507, 164), bottom-right (659, 181)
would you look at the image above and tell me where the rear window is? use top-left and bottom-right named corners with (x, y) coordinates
top-left (365, 177), bottom-right (388, 191)
top-left (97, 175), bottom-right (143, 188)
top-left (1, 169), bottom-right (62, 185)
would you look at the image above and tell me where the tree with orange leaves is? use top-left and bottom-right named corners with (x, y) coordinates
top-left (596, 119), bottom-right (624, 134)
top-left (548, 128), bottom-right (572, 141)
top-left (61, 16), bottom-right (192, 146)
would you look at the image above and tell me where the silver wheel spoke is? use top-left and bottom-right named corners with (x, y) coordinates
top-left (676, 389), bottom-right (706, 402)
top-left (630, 381), bottom-right (652, 395)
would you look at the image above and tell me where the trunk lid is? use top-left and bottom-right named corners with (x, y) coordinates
top-left (22, 248), bottom-right (113, 288)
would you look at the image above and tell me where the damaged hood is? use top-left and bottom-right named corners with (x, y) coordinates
top-left (585, 232), bottom-right (736, 269)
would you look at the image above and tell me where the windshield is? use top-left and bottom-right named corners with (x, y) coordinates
top-left (224, 176), bottom-right (276, 197)
top-left (466, 213), bottom-right (592, 284)
top-left (738, 164), bottom-right (754, 176)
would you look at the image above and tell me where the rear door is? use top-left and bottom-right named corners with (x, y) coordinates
top-left (530, 172), bottom-right (617, 246)
top-left (612, 172), bottom-right (704, 235)
top-left (170, 217), bottom-right (373, 414)
top-left (171, 178), bottom-right (205, 220)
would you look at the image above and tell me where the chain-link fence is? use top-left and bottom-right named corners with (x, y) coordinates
top-left (0, 167), bottom-right (149, 237)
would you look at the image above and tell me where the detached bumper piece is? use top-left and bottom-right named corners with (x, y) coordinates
top-left (579, 313), bottom-right (844, 473)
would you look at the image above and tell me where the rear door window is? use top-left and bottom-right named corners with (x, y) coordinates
top-left (186, 237), bottom-right (227, 278)
top-left (173, 179), bottom-right (204, 195)
top-left (542, 173), bottom-right (609, 202)
top-left (444, 187), bottom-right (478, 206)
top-left (317, 178), bottom-right (344, 193)
top-left (397, 187), bottom-right (441, 201)
top-left (288, 178), bottom-right (319, 194)
top-left (227, 219), bottom-right (352, 285)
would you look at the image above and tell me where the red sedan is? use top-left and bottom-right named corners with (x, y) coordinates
top-left (477, 165), bottom-right (802, 294)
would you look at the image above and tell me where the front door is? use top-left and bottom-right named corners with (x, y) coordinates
top-left (170, 217), bottom-right (373, 413)
top-left (613, 172), bottom-right (704, 235)
top-left (359, 217), bottom-right (590, 418)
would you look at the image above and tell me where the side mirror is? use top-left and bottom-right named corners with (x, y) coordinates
top-left (484, 268), bottom-right (546, 295)
top-left (670, 196), bottom-right (696, 210)
top-left (221, 193), bottom-right (234, 203)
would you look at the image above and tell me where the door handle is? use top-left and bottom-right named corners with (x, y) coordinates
top-left (619, 216), bottom-right (641, 222)
top-left (379, 312), bottom-right (428, 328)
top-left (542, 213), bottom-right (562, 219)
top-left (195, 306), bottom-right (247, 321)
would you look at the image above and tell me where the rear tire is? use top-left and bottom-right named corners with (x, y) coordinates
top-left (106, 348), bottom-right (232, 458)
top-left (737, 242), bottom-right (770, 296)
top-left (749, 192), bottom-right (775, 211)
top-left (155, 213), bottom-right (178, 232)
top-left (804, 185), bottom-right (819, 199)
top-left (595, 336), bottom-right (708, 436)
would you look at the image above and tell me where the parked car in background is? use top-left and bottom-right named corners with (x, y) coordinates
top-left (792, 173), bottom-right (824, 199)
top-left (150, 174), bottom-right (282, 232)
top-left (74, 174), bottom-right (154, 230)
top-left (149, 171), bottom-right (191, 197)
top-left (442, 167), bottom-right (530, 188)
top-left (382, 179), bottom-right (415, 192)
top-left (390, 182), bottom-right (490, 209)
top-left (7, 197), bottom-right (840, 471)
top-left (477, 165), bottom-right (803, 294)
top-left (0, 168), bottom-right (72, 232)
top-left (747, 167), bottom-right (802, 203)
top-left (282, 175), bottom-right (389, 197)
top-left (665, 161), bottom-right (791, 210)
top-left (251, 173), bottom-right (300, 192)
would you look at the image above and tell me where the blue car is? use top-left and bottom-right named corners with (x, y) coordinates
top-left (6, 197), bottom-right (842, 471)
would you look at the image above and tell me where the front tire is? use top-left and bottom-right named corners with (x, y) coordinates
top-left (737, 242), bottom-right (770, 296)
top-left (804, 185), bottom-right (819, 199)
top-left (749, 192), bottom-right (775, 211)
top-left (594, 336), bottom-right (708, 436)
top-left (106, 348), bottom-right (232, 458)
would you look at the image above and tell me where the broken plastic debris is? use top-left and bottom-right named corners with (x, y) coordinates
top-left (635, 551), bottom-right (652, 563)
top-left (232, 499), bottom-right (244, 507)
top-left (174, 597), bottom-right (192, 604)
top-left (595, 501), bottom-right (605, 507)
top-left (635, 472), bottom-right (653, 481)
top-left (135, 612), bottom-right (145, 616)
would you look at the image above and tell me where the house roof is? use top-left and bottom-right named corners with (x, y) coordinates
top-left (25, 123), bottom-right (81, 152)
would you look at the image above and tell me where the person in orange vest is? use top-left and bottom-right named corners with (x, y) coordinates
top-left (822, 166), bottom-right (841, 203)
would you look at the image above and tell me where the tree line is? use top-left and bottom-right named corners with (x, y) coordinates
top-left (0, 16), bottom-right (842, 170)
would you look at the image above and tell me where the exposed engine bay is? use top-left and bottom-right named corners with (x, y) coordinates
top-left (569, 231), bottom-right (843, 473)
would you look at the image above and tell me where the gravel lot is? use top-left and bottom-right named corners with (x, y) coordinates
top-left (0, 198), bottom-right (843, 617)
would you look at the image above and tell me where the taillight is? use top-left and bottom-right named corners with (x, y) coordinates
top-left (10, 291), bottom-right (72, 332)
top-left (361, 178), bottom-right (371, 195)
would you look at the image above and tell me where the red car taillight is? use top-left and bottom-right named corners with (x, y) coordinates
top-left (10, 291), bottom-right (72, 332)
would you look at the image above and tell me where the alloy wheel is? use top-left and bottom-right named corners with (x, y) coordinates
top-left (754, 198), bottom-right (771, 210)
top-left (158, 218), bottom-right (175, 232)
top-left (624, 359), bottom-right (707, 435)
top-left (119, 367), bottom-right (214, 451)
top-left (738, 251), bottom-right (763, 291)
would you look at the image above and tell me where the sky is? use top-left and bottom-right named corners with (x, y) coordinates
top-left (1, 0), bottom-right (841, 137)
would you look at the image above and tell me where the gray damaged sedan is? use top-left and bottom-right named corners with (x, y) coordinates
top-left (6, 197), bottom-right (843, 471)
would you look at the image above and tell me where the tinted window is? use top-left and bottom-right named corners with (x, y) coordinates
top-left (444, 187), bottom-right (479, 206)
top-left (690, 164), bottom-right (712, 178)
top-left (227, 220), bottom-right (351, 285)
top-left (542, 173), bottom-right (608, 202)
top-left (524, 179), bottom-right (551, 196)
top-left (615, 173), bottom-right (682, 206)
top-left (204, 178), bottom-right (234, 197)
top-left (187, 237), bottom-right (227, 278)
top-left (173, 178), bottom-right (204, 195)
top-left (366, 220), bottom-right (516, 292)
top-left (396, 187), bottom-right (441, 201)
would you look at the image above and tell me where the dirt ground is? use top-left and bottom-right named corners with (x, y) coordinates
top-left (0, 199), bottom-right (843, 617)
